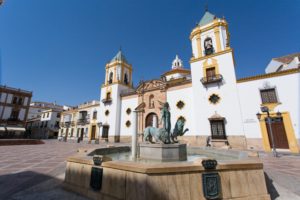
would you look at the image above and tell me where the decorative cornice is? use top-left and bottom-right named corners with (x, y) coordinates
top-left (162, 68), bottom-right (191, 76)
top-left (190, 48), bottom-right (233, 63)
top-left (190, 20), bottom-right (228, 40)
top-left (237, 68), bottom-right (300, 83)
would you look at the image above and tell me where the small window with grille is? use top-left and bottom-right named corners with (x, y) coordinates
top-left (260, 88), bottom-right (278, 104)
top-left (210, 120), bottom-right (226, 139)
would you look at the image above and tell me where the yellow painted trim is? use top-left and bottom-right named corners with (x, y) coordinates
top-left (163, 68), bottom-right (191, 76)
top-left (259, 112), bottom-right (299, 153)
top-left (106, 60), bottom-right (132, 69)
top-left (196, 35), bottom-right (202, 58)
top-left (260, 103), bottom-right (281, 112)
top-left (190, 20), bottom-right (228, 40)
top-left (214, 27), bottom-right (221, 52)
top-left (190, 48), bottom-right (232, 63)
top-left (237, 68), bottom-right (300, 83)
top-left (202, 58), bottom-right (220, 77)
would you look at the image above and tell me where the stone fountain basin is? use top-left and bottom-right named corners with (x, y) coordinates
top-left (63, 146), bottom-right (270, 200)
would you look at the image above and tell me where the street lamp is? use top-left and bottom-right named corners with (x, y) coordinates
top-left (257, 106), bottom-right (278, 157)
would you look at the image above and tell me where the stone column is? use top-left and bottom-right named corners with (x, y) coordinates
top-left (132, 111), bottom-right (138, 159)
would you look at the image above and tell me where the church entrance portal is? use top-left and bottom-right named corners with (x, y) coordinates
top-left (145, 113), bottom-right (158, 128)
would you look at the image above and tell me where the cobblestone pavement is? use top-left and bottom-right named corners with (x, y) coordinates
top-left (0, 141), bottom-right (299, 200)
top-left (259, 152), bottom-right (300, 199)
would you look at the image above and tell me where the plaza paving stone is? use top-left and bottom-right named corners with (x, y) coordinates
top-left (0, 140), bottom-right (299, 199)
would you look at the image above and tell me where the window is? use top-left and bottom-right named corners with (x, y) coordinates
top-left (18, 98), bottom-right (23, 105)
top-left (93, 111), bottom-right (97, 119)
top-left (210, 120), bottom-right (226, 139)
top-left (12, 97), bottom-right (18, 104)
top-left (260, 88), bottom-right (278, 104)
top-left (124, 73), bottom-right (129, 85)
top-left (125, 120), bottom-right (131, 127)
top-left (71, 128), bottom-right (74, 137)
top-left (44, 121), bottom-right (48, 128)
top-left (47, 112), bottom-right (50, 118)
top-left (176, 101), bottom-right (185, 109)
top-left (105, 110), bottom-right (110, 116)
top-left (57, 113), bottom-right (61, 118)
top-left (10, 109), bottom-right (19, 120)
top-left (108, 72), bottom-right (113, 84)
top-left (126, 108), bottom-right (131, 115)
top-left (209, 94), bottom-right (220, 104)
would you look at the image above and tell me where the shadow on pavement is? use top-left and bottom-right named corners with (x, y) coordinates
top-left (0, 171), bottom-right (88, 200)
top-left (265, 172), bottom-right (279, 200)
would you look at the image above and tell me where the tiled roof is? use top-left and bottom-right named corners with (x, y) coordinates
top-left (199, 11), bottom-right (216, 26)
top-left (273, 53), bottom-right (300, 64)
top-left (110, 50), bottom-right (128, 63)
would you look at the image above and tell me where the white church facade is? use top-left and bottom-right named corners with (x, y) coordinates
top-left (97, 11), bottom-right (300, 153)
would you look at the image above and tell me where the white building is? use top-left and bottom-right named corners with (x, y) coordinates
top-left (0, 85), bottom-right (32, 138)
top-left (27, 101), bottom-right (65, 120)
top-left (265, 53), bottom-right (300, 73)
top-left (26, 108), bottom-right (63, 139)
top-left (96, 11), bottom-right (300, 153)
top-left (58, 100), bottom-right (100, 143)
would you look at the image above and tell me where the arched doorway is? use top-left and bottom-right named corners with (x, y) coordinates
top-left (145, 113), bottom-right (158, 128)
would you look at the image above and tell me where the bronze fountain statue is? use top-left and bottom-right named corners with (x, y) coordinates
top-left (143, 102), bottom-right (189, 144)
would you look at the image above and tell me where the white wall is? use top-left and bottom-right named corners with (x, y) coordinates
top-left (120, 96), bottom-right (138, 136)
top-left (3, 107), bottom-right (12, 119)
top-left (238, 73), bottom-right (300, 139)
top-left (7, 94), bottom-right (13, 104)
top-left (0, 93), bottom-right (7, 102)
top-left (191, 51), bottom-right (244, 137)
top-left (19, 109), bottom-right (26, 121)
top-left (166, 86), bottom-right (194, 135)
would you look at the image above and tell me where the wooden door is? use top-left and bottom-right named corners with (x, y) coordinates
top-left (206, 68), bottom-right (216, 81)
top-left (265, 117), bottom-right (289, 149)
top-left (80, 128), bottom-right (84, 141)
top-left (91, 125), bottom-right (96, 140)
top-left (102, 126), bottom-right (109, 139)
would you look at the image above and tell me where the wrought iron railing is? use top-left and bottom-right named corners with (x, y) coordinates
top-left (200, 74), bottom-right (223, 85)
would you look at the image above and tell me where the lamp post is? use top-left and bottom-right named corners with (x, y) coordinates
top-left (256, 106), bottom-right (280, 157)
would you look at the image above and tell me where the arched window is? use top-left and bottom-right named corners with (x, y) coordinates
top-left (124, 73), bottom-right (129, 85)
top-left (108, 72), bottom-right (113, 84)
top-left (149, 94), bottom-right (154, 108)
top-left (204, 37), bottom-right (214, 56)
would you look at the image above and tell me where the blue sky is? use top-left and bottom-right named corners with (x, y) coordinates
top-left (0, 0), bottom-right (299, 106)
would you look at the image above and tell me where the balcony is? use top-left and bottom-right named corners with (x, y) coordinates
top-left (77, 118), bottom-right (89, 126)
top-left (101, 98), bottom-right (112, 104)
top-left (64, 121), bottom-right (71, 127)
top-left (200, 74), bottom-right (223, 85)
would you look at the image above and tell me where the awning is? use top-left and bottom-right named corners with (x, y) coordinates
top-left (0, 127), bottom-right (5, 131)
top-left (6, 127), bottom-right (26, 132)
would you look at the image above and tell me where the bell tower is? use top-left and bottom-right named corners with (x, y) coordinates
top-left (190, 10), bottom-right (245, 146)
top-left (104, 50), bottom-right (133, 87)
top-left (190, 11), bottom-right (231, 60)
top-left (99, 50), bottom-right (134, 142)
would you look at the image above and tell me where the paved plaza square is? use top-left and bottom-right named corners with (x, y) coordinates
top-left (0, 141), bottom-right (299, 199)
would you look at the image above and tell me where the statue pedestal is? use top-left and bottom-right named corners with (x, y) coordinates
top-left (139, 143), bottom-right (187, 161)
